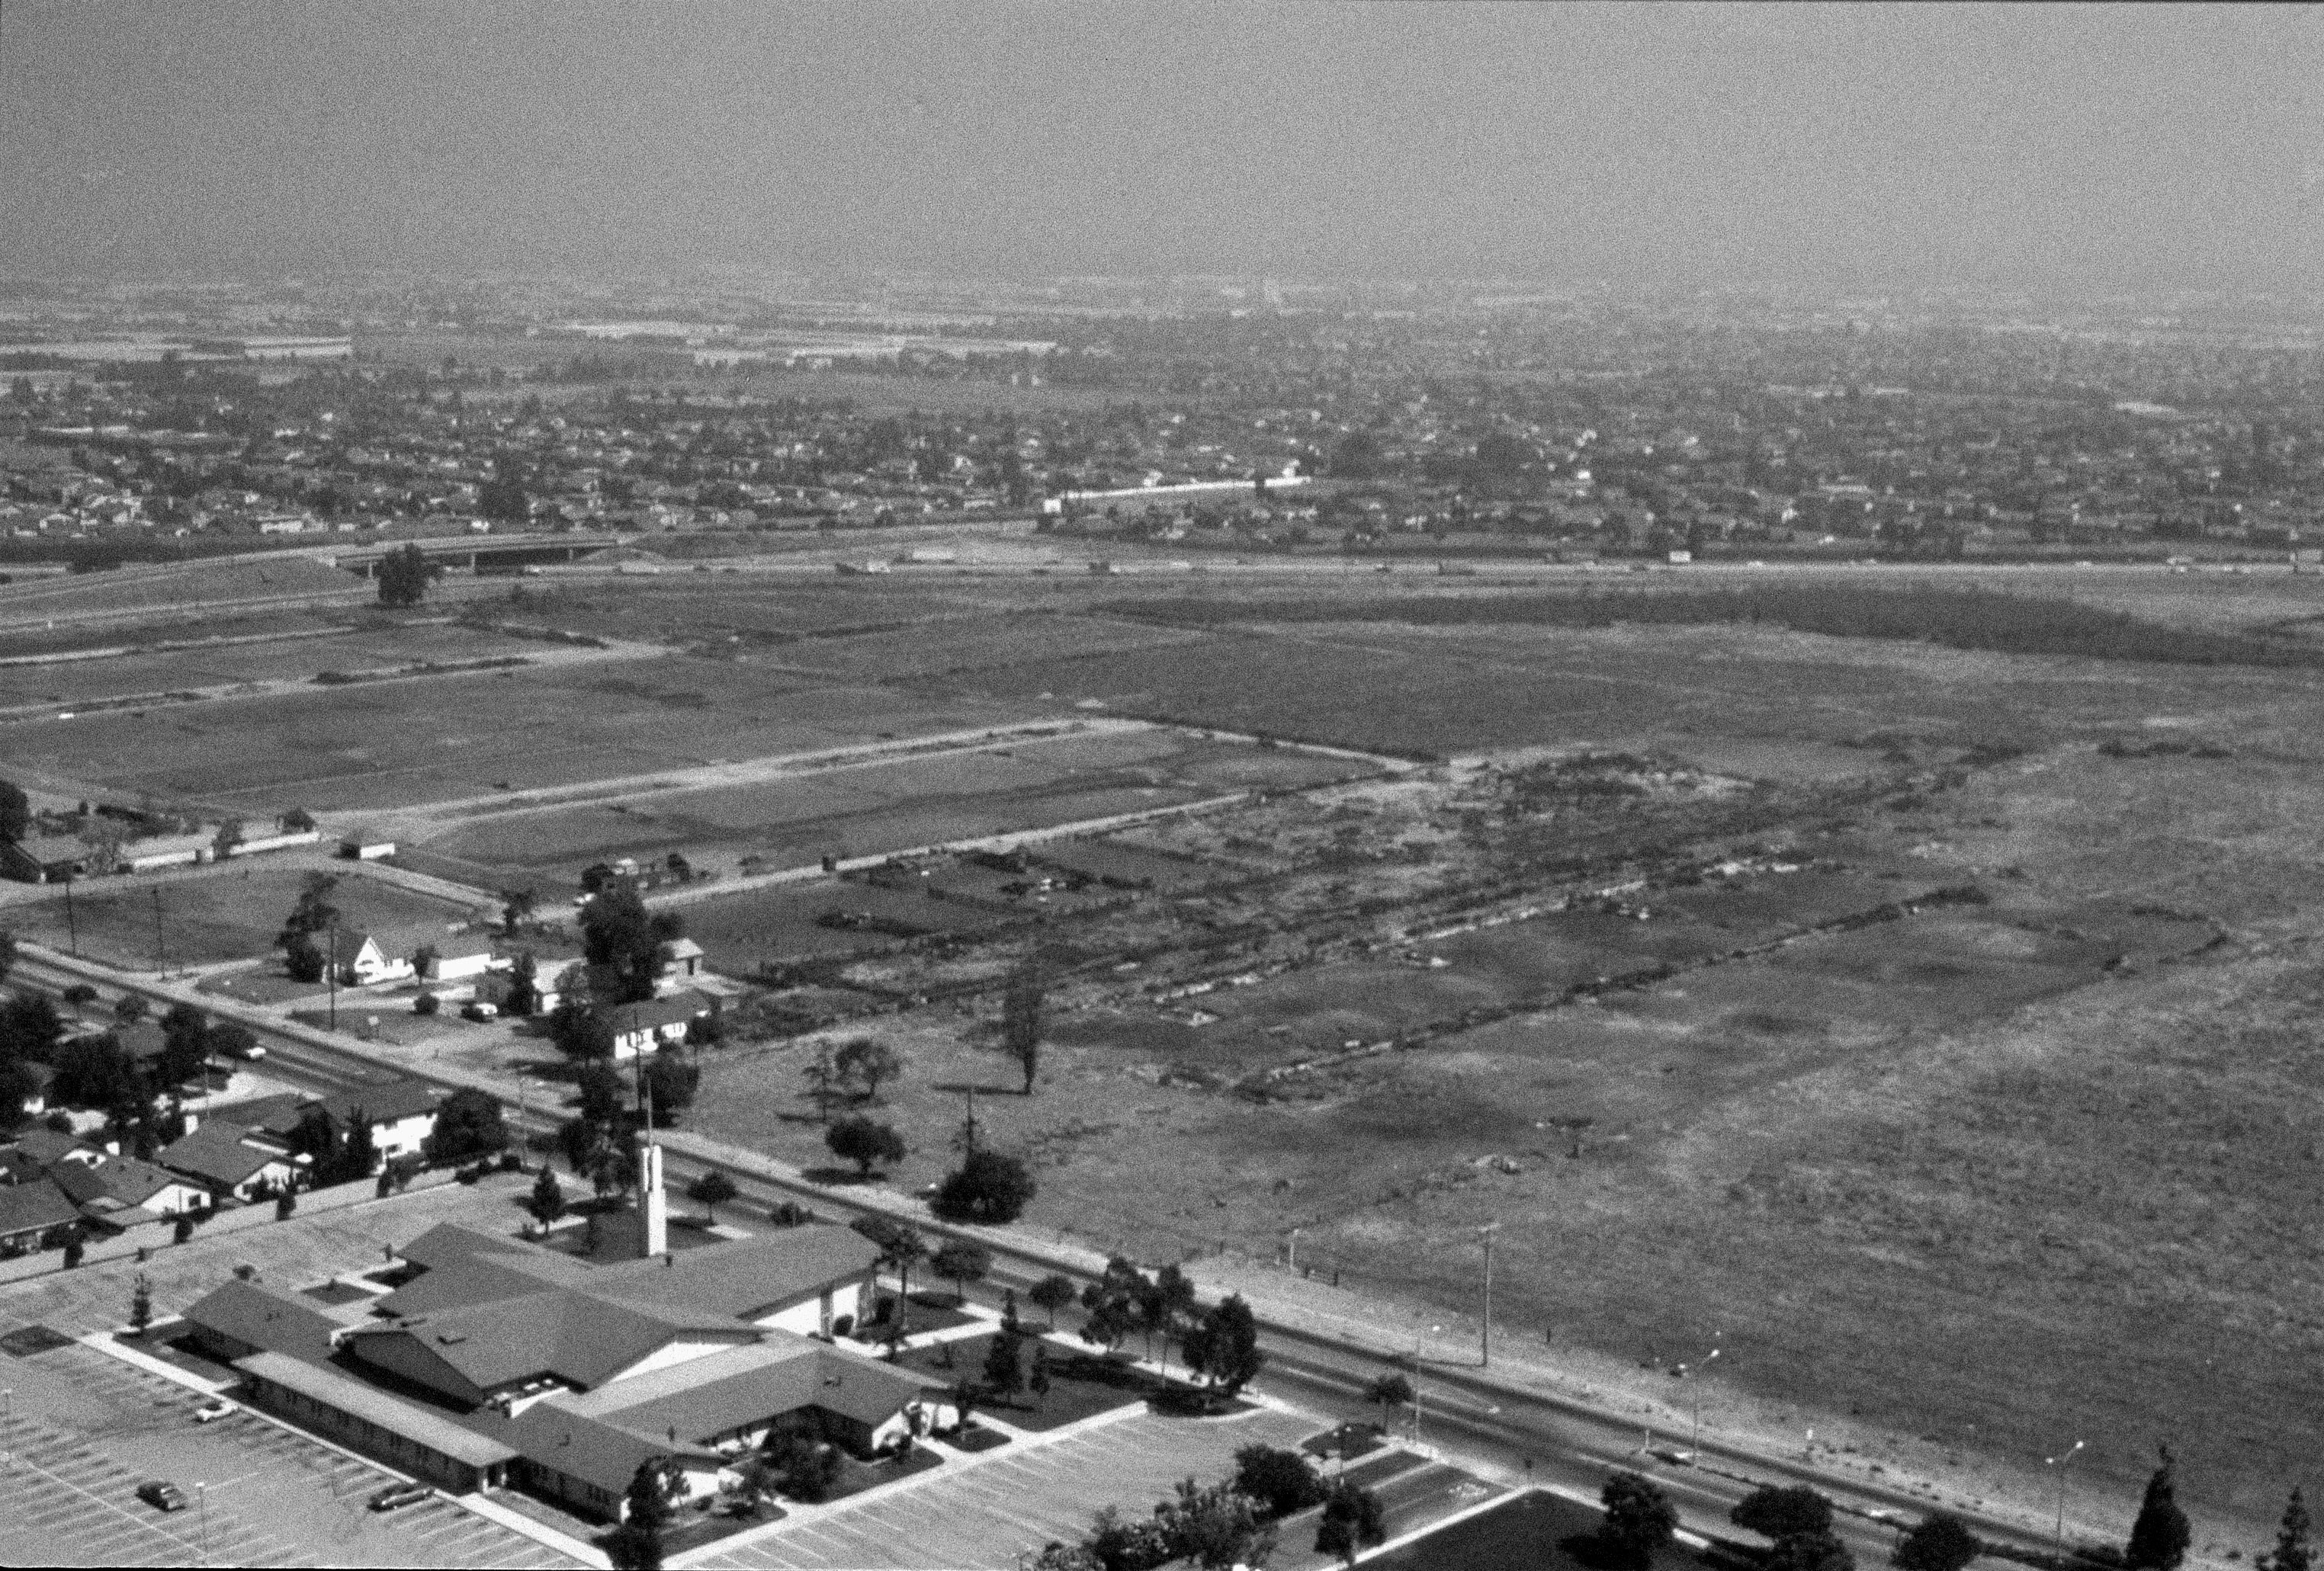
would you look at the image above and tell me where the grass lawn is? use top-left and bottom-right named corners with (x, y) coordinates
top-left (1363, 1489), bottom-right (1706, 1571)
top-left (891, 1332), bottom-right (1244, 1432)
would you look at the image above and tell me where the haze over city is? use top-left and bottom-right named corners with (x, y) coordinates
top-left (4, 1), bottom-right (2323, 289)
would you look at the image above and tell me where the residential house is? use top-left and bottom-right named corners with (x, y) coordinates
top-left (0, 1179), bottom-right (82, 1254)
top-left (157, 1121), bottom-right (309, 1204)
top-left (602, 992), bottom-right (715, 1062)
top-left (231, 1079), bottom-right (442, 1165)
top-left (50, 1151), bottom-right (210, 1226)
top-left (339, 931), bottom-right (417, 987)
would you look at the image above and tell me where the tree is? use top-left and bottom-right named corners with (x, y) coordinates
top-left (832, 1037), bottom-right (904, 1104)
top-left (1001, 966), bottom-right (1045, 1095)
top-left (0, 931), bottom-right (14, 985)
top-left (2259, 1490), bottom-right (2314, 1571)
top-left (63, 1226), bottom-right (84, 1267)
top-left (851, 1215), bottom-right (928, 1301)
top-left (725, 1454), bottom-right (779, 1520)
top-left (206, 1021), bottom-right (258, 1064)
top-left (1182, 1294), bottom-right (1263, 1398)
top-left (802, 1042), bottom-right (842, 1124)
top-left (766, 1428), bottom-right (841, 1504)
top-left (578, 1060), bottom-right (628, 1123)
top-left (2126, 1448), bottom-right (2192, 1571)
top-left (158, 1002), bottom-right (210, 1087)
top-left (1234, 1445), bottom-right (1325, 1518)
top-left (425, 1088), bottom-right (508, 1164)
top-left (1029, 1272), bottom-right (1077, 1330)
top-left (827, 1114), bottom-right (906, 1177)
top-left (643, 1046), bottom-right (700, 1123)
top-left (529, 1165), bottom-right (567, 1226)
top-left (1363, 1372), bottom-right (1412, 1431)
top-left (50, 1033), bottom-right (140, 1110)
top-left (686, 1170), bottom-right (737, 1223)
top-left (0, 778), bottom-right (29, 842)
top-left (1160, 1477), bottom-right (1277, 1571)
top-left (0, 1058), bottom-right (40, 1130)
top-left (501, 888), bottom-right (538, 934)
top-left (983, 1326), bottom-right (1024, 1403)
top-left (504, 951), bottom-right (540, 1017)
top-left (550, 999), bottom-right (616, 1062)
top-left (931, 1238), bottom-right (991, 1304)
top-left (130, 1272), bottom-right (153, 1334)
top-left (1601, 1471), bottom-right (1680, 1570)
top-left (580, 887), bottom-right (681, 1003)
top-left (932, 1149), bottom-right (1035, 1224)
top-left (377, 543), bottom-right (432, 608)
top-left (284, 932), bottom-right (326, 984)
top-left (1735, 1486), bottom-right (1836, 1543)
top-left (606, 1456), bottom-right (684, 1569)
top-left (1894, 1515), bottom-right (1981, 1571)
top-left (1770, 1533), bottom-right (1856, 1571)
top-left (1, 991), bottom-right (65, 1061)
top-left (1315, 1479), bottom-right (1387, 1567)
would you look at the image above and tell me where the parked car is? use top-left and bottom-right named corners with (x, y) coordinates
top-left (191, 1400), bottom-right (234, 1424)
top-left (368, 1482), bottom-right (431, 1512)
top-left (460, 1000), bottom-right (498, 1021)
top-left (1645, 1446), bottom-right (1694, 1467)
top-left (136, 1480), bottom-right (188, 1512)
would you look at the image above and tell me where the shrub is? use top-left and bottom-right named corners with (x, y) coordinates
top-left (1232, 1445), bottom-right (1324, 1518)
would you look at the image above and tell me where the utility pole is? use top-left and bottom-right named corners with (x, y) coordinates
top-left (326, 923), bottom-right (339, 1030)
top-left (1478, 1221), bottom-right (1501, 1368)
top-left (152, 886), bottom-right (166, 976)
top-left (62, 874), bottom-right (78, 957)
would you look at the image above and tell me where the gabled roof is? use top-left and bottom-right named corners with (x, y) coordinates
top-left (313, 1079), bottom-right (440, 1128)
top-left (157, 1124), bottom-right (288, 1188)
top-left (181, 1278), bottom-right (338, 1362)
top-left (586, 1226), bottom-right (881, 1322)
top-left (504, 1404), bottom-right (721, 1498)
top-left (557, 1336), bottom-right (935, 1438)
top-left (434, 933), bottom-right (498, 960)
top-left (347, 1287), bottom-right (748, 1396)
top-left (602, 996), bottom-right (706, 1036)
top-left (114, 1021), bottom-right (169, 1061)
top-left (51, 1153), bottom-right (196, 1210)
top-left (235, 1352), bottom-right (518, 1470)
top-left (8, 1126), bottom-right (97, 1169)
top-left (213, 1092), bottom-right (309, 1141)
top-left (0, 1178), bottom-right (82, 1239)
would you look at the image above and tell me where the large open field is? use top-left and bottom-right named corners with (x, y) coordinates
top-left (1, 862), bottom-right (485, 970)
top-left (670, 585), bottom-right (2324, 1534)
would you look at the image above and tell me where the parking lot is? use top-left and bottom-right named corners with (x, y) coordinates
top-left (0, 1341), bottom-right (576, 1568)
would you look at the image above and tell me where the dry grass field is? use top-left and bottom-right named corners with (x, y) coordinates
top-left (676, 596), bottom-right (2324, 1534)
top-left (2, 863), bottom-right (484, 970)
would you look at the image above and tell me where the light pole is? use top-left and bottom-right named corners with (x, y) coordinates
top-left (195, 1480), bottom-right (210, 1564)
top-left (1675, 1345), bottom-right (1721, 1447)
top-left (1286, 1226), bottom-right (1300, 1276)
top-left (1412, 1323), bottom-right (1441, 1446)
top-left (1476, 1221), bottom-right (1501, 1367)
top-left (2, 1386), bottom-right (12, 1470)
top-left (2046, 1440), bottom-right (2085, 1555)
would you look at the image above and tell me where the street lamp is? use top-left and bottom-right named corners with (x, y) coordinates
top-left (1674, 1345), bottom-right (1721, 1447)
top-left (1476, 1221), bottom-right (1501, 1367)
top-left (195, 1480), bottom-right (210, 1564)
top-left (2, 1386), bottom-right (12, 1470)
top-left (1412, 1324), bottom-right (1442, 1446)
top-left (2046, 1440), bottom-right (2086, 1555)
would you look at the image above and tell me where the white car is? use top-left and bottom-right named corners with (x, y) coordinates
top-left (192, 1401), bottom-right (234, 1424)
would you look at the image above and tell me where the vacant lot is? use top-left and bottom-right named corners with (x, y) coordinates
top-left (7, 649), bottom-right (1060, 815)
top-left (3, 862), bottom-right (485, 970)
top-left (419, 726), bottom-right (1358, 888)
top-left (686, 609), bottom-right (2324, 1534)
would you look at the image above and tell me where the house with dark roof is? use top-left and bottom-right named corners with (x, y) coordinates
top-left (157, 1122), bottom-right (307, 1203)
top-left (0, 1178), bottom-right (83, 1253)
top-left (603, 990), bottom-right (716, 1060)
top-left (49, 1151), bottom-right (208, 1224)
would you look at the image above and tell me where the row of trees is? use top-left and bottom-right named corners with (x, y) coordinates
top-left (1032, 1445), bottom-right (1384, 1571)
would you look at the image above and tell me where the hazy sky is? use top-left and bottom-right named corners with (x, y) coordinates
top-left (3, 1), bottom-right (2321, 290)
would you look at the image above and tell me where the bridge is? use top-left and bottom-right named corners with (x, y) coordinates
top-left (320, 530), bottom-right (637, 576)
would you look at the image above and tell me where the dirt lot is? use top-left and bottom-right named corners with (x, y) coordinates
top-left (680, 604), bottom-right (2324, 1536)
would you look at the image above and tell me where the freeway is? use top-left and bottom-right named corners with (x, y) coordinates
top-left (5, 944), bottom-right (2068, 1568)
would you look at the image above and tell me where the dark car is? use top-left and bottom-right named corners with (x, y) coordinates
top-left (368, 1482), bottom-right (431, 1512)
top-left (136, 1480), bottom-right (188, 1512)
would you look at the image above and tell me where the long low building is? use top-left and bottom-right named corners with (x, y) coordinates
top-left (178, 1173), bottom-right (952, 1523)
